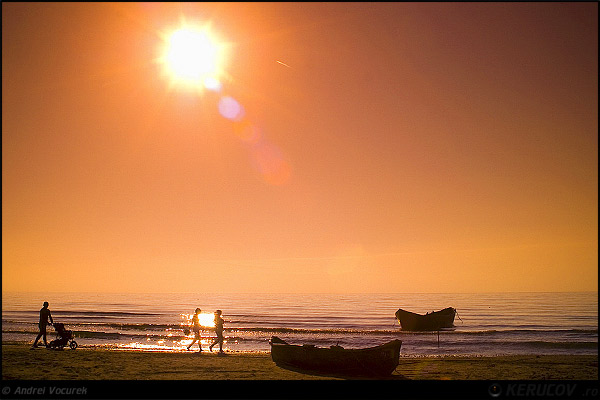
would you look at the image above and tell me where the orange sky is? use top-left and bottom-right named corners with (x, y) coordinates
top-left (2, 3), bottom-right (597, 293)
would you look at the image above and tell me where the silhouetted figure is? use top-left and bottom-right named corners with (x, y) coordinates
top-left (31, 301), bottom-right (54, 349)
top-left (186, 308), bottom-right (202, 352)
top-left (209, 310), bottom-right (225, 354)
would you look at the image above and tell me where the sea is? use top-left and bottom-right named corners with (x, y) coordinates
top-left (2, 292), bottom-right (597, 356)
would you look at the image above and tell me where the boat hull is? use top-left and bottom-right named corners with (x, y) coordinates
top-left (395, 307), bottom-right (456, 331)
top-left (269, 337), bottom-right (402, 377)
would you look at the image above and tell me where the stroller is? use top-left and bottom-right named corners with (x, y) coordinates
top-left (48, 323), bottom-right (78, 350)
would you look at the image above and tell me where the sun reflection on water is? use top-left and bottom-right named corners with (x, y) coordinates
top-left (180, 312), bottom-right (215, 328)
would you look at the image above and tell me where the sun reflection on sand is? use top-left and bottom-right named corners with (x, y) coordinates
top-left (116, 342), bottom-right (180, 352)
top-left (117, 338), bottom-right (222, 352)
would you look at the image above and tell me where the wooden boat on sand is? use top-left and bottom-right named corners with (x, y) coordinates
top-left (269, 336), bottom-right (402, 377)
top-left (395, 307), bottom-right (456, 331)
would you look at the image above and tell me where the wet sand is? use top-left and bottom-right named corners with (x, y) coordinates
top-left (2, 343), bottom-right (597, 380)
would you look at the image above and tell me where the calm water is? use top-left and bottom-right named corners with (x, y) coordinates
top-left (2, 292), bottom-right (597, 356)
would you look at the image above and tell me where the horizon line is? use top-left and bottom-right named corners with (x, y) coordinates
top-left (3, 290), bottom-right (598, 295)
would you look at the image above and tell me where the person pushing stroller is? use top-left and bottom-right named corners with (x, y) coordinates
top-left (31, 301), bottom-right (53, 349)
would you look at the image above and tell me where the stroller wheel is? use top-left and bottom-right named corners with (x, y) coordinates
top-left (70, 341), bottom-right (78, 350)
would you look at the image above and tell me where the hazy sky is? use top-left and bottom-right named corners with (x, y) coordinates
top-left (3, 2), bottom-right (597, 293)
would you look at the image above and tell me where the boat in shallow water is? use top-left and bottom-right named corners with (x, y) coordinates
top-left (269, 336), bottom-right (402, 377)
top-left (395, 307), bottom-right (456, 331)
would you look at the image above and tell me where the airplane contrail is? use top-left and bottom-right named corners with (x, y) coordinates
top-left (276, 60), bottom-right (291, 68)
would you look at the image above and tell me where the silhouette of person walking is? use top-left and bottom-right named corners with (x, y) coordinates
top-left (31, 301), bottom-right (54, 349)
top-left (186, 308), bottom-right (203, 352)
top-left (209, 310), bottom-right (225, 354)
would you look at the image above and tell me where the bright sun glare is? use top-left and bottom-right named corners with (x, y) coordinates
top-left (197, 313), bottom-right (215, 327)
top-left (181, 313), bottom-right (215, 328)
top-left (160, 24), bottom-right (225, 88)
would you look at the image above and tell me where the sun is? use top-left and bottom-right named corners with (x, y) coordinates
top-left (158, 23), bottom-right (227, 89)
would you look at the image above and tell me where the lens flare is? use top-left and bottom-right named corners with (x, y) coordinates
top-left (218, 96), bottom-right (245, 121)
top-left (250, 141), bottom-right (292, 186)
top-left (156, 22), bottom-right (293, 187)
top-left (233, 121), bottom-right (262, 144)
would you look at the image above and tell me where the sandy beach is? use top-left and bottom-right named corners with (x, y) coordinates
top-left (2, 343), bottom-right (597, 381)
